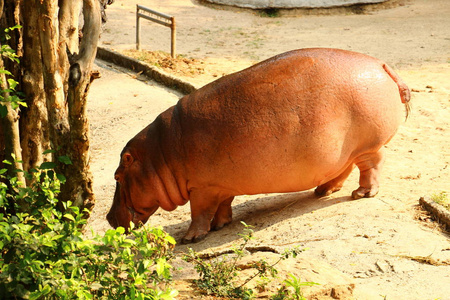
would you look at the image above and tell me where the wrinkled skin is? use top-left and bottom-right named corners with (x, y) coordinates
top-left (107, 48), bottom-right (410, 243)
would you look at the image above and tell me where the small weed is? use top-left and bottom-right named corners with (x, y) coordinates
top-left (246, 37), bottom-right (265, 49)
top-left (243, 51), bottom-right (260, 61)
top-left (258, 8), bottom-right (281, 18)
top-left (432, 191), bottom-right (449, 211)
top-left (271, 274), bottom-right (319, 300)
top-left (184, 222), bottom-right (307, 299)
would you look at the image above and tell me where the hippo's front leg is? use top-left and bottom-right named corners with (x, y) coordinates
top-left (211, 196), bottom-right (234, 231)
top-left (181, 190), bottom-right (232, 244)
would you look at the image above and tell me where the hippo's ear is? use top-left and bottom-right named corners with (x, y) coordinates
top-left (121, 152), bottom-right (134, 167)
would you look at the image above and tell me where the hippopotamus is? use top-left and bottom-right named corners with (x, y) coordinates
top-left (107, 48), bottom-right (410, 243)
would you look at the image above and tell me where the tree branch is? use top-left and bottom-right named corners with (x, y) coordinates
top-left (0, 58), bottom-right (24, 183)
top-left (68, 0), bottom-right (101, 88)
top-left (38, 0), bottom-right (70, 149)
top-left (58, 0), bottom-right (82, 55)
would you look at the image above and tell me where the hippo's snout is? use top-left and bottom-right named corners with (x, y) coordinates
top-left (106, 183), bottom-right (133, 229)
top-left (106, 210), bottom-right (118, 228)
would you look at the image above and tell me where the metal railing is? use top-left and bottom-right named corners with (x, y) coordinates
top-left (136, 5), bottom-right (176, 58)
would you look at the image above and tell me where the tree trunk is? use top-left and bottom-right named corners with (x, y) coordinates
top-left (1, 0), bottom-right (24, 181)
top-left (1, 0), bottom-right (103, 214)
top-left (0, 58), bottom-right (24, 184)
top-left (19, 0), bottom-right (50, 173)
top-left (62, 0), bottom-right (101, 211)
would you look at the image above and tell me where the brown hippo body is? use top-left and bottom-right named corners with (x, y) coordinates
top-left (107, 48), bottom-right (410, 243)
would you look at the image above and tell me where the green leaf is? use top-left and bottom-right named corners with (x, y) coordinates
top-left (0, 69), bottom-right (12, 75)
top-left (43, 149), bottom-right (56, 154)
top-left (56, 173), bottom-right (66, 183)
top-left (40, 161), bottom-right (56, 170)
top-left (116, 227), bottom-right (126, 235)
top-left (2, 159), bottom-right (12, 165)
top-left (7, 78), bottom-right (18, 90)
top-left (10, 100), bottom-right (19, 110)
top-left (58, 155), bottom-right (72, 165)
top-left (29, 284), bottom-right (52, 300)
top-left (64, 214), bottom-right (75, 221)
top-left (0, 104), bottom-right (7, 118)
top-left (165, 234), bottom-right (176, 245)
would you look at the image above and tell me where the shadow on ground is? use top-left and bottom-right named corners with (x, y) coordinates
top-left (166, 190), bottom-right (353, 251)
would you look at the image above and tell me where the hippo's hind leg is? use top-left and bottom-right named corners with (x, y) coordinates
top-left (211, 196), bottom-right (234, 231)
top-left (315, 164), bottom-right (355, 197)
top-left (352, 148), bottom-right (385, 199)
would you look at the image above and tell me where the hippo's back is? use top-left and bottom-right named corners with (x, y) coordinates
top-left (169, 48), bottom-right (405, 194)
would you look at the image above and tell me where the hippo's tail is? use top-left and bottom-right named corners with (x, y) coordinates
top-left (382, 63), bottom-right (411, 120)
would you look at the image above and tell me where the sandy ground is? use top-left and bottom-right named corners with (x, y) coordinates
top-left (87, 0), bottom-right (450, 299)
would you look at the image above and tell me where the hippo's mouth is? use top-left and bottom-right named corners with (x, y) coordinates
top-left (128, 205), bottom-right (158, 228)
top-left (128, 206), bottom-right (139, 225)
top-left (107, 182), bottom-right (159, 231)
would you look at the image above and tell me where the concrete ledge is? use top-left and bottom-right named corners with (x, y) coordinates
top-left (96, 47), bottom-right (198, 95)
top-left (420, 196), bottom-right (450, 230)
top-left (204, 0), bottom-right (388, 9)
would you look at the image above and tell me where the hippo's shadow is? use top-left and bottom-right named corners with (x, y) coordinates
top-left (165, 190), bottom-right (353, 252)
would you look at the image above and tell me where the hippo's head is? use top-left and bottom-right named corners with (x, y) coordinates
top-left (106, 147), bottom-right (160, 230)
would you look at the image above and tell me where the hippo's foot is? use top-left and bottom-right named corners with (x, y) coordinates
top-left (181, 213), bottom-right (212, 244)
top-left (351, 186), bottom-right (379, 199)
top-left (182, 194), bottom-right (235, 244)
top-left (211, 196), bottom-right (234, 231)
top-left (211, 217), bottom-right (232, 231)
top-left (314, 185), bottom-right (342, 197)
top-left (353, 149), bottom-right (384, 200)
top-left (315, 164), bottom-right (355, 197)
top-left (181, 231), bottom-right (208, 244)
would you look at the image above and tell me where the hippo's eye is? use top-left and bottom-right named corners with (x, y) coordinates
top-left (114, 172), bottom-right (123, 182)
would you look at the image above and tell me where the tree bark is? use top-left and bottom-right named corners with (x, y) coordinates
top-left (38, 1), bottom-right (70, 153)
top-left (0, 59), bottom-right (24, 183)
top-left (1, 0), bottom-right (24, 182)
top-left (58, 0), bottom-right (82, 55)
top-left (20, 0), bottom-right (50, 173)
top-left (1, 0), bottom-right (103, 215)
top-left (63, 0), bottom-right (101, 211)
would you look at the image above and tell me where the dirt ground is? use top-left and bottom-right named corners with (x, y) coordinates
top-left (87, 0), bottom-right (450, 299)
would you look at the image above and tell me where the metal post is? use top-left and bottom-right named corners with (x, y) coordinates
top-left (170, 17), bottom-right (176, 58)
top-left (135, 5), bottom-right (176, 57)
top-left (136, 5), bottom-right (141, 50)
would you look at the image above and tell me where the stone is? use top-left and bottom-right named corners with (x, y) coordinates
top-left (375, 260), bottom-right (392, 273)
top-left (204, 0), bottom-right (388, 9)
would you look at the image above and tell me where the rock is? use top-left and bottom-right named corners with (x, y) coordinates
top-left (354, 271), bottom-right (369, 278)
top-left (420, 196), bottom-right (450, 230)
top-left (375, 260), bottom-right (392, 273)
top-left (204, 0), bottom-right (389, 9)
top-left (391, 260), bottom-right (416, 273)
top-left (331, 285), bottom-right (355, 299)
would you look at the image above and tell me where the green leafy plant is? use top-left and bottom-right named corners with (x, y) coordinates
top-left (258, 8), bottom-right (281, 18)
top-left (1, 25), bottom-right (27, 118)
top-left (1, 25), bottom-right (21, 63)
top-left (0, 160), bottom-right (178, 299)
top-left (271, 274), bottom-right (319, 300)
top-left (184, 222), bottom-right (305, 299)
